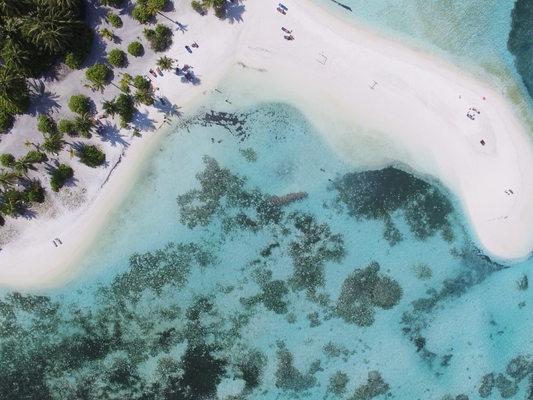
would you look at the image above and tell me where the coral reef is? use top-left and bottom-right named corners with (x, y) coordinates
top-left (336, 262), bottom-right (403, 326)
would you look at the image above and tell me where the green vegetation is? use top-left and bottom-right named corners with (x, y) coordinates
top-left (64, 25), bottom-right (93, 69)
top-left (57, 119), bottom-right (74, 135)
top-left (132, 4), bottom-right (151, 23)
top-left (73, 112), bottom-right (95, 138)
top-left (37, 114), bottom-right (55, 134)
top-left (99, 0), bottom-right (124, 6)
top-left (196, 0), bottom-right (227, 18)
top-left (27, 181), bottom-right (44, 203)
top-left (119, 73), bottom-right (132, 92)
top-left (50, 163), bottom-right (73, 192)
top-left (133, 0), bottom-right (168, 23)
top-left (0, 111), bottom-right (13, 132)
top-left (133, 75), bottom-right (150, 90)
top-left (116, 93), bottom-right (136, 125)
top-left (100, 28), bottom-right (114, 41)
top-left (191, 1), bottom-right (205, 14)
top-left (68, 94), bottom-right (90, 114)
top-left (102, 98), bottom-right (119, 116)
top-left (80, 145), bottom-right (105, 167)
top-left (143, 24), bottom-right (172, 52)
top-left (24, 151), bottom-right (46, 164)
top-left (0, 153), bottom-right (15, 167)
top-left (127, 41), bottom-right (143, 56)
top-left (107, 49), bottom-right (126, 67)
top-left (108, 13), bottom-right (123, 28)
top-left (86, 63), bottom-right (111, 90)
top-left (0, 0), bottom-right (92, 132)
top-left (41, 133), bottom-right (65, 155)
top-left (156, 56), bottom-right (174, 71)
top-left (0, 68), bottom-right (30, 115)
top-left (134, 88), bottom-right (154, 105)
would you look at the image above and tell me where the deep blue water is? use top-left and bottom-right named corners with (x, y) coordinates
top-left (2, 1), bottom-right (533, 399)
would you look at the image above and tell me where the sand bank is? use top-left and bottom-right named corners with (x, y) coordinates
top-left (228, 0), bottom-right (533, 261)
top-left (1, 0), bottom-right (533, 289)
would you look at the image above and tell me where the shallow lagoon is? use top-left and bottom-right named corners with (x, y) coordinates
top-left (3, 0), bottom-right (533, 397)
top-left (3, 100), bottom-right (533, 399)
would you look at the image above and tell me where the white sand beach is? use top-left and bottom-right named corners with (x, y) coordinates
top-left (1, 0), bottom-right (533, 289)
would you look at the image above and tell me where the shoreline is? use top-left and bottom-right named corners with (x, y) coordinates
top-left (2, 0), bottom-right (533, 290)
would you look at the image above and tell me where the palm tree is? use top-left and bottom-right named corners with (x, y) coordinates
top-left (0, 41), bottom-right (30, 72)
top-left (69, 147), bottom-right (77, 158)
top-left (41, 133), bottom-right (65, 155)
top-left (0, 68), bottom-right (29, 114)
top-left (134, 88), bottom-right (154, 106)
top-left (91, 79), bottom-right (106, 93)
top-left (24, 8), bottom-right (81, 54)
top-left (156, 56), bottom-right (174, 71)
top-left (101, 98), bottom-right (119, 117)
top-left (73, 112), bottom-right (95, 137)
top-left (0, 0), bottom-right (31, 17)
top-left (0, 169), bottom-right (19, 191)
top-left (12, 158), bottom-right (32, 178)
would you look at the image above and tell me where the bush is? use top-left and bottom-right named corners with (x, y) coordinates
top-left (50, 164), bottom-right (73, 192)
top-left (80, 145), bottom-right (105, 167)
top-left (57, 119), bottom-right (74, 135)
top-left (108, 13), bottom-right (122, 28)
top-left (37, 114), bottom-right (55, 134)
top-left (127, 41), bottom-right (143, 57)
top-left (116, 93), bottom-right (135, 124)
top-left (68, 94), bottom-right (90, 114)
top-left (133, 75), bottom-right (150, 90)
top-left (0, 153), bottom-right (15, 167)
top-left (143, 24), bottom-right (172, 52)
top-left (64, 25), bottom-right (94, 69)
top-left (27, 182), bottom-right (44, 203)
top-left (0, 189), bottom-right (26, 216)
top-left (0, 112), bottom-right (13, 132)
top-left (148, 0), bottom-right (167, 11)
top-left (86, 63), bottom-right (111, 84)
top-left (191, 1), bottom-right (204, 13)
top-left (24, 151), bottom-right (46, 164)
top-left (107, 49), bottom-right (126, 67)
top-left (214, 5), bottom-right (226, 18)
top-left (132, 5), bottom-right (150, 23)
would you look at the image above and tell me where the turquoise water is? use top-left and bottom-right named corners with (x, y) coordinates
top-left (3, 1), bottom-right (533, 399)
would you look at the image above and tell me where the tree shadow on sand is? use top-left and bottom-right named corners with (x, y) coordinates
top-left (98, 122), bottom-right (130, 148)
top-left (224, 2), bottom-right (246, 24)
top-left (131, 109), bottom-right (156, 132)
top-left (27, 80), bottom-right (61, 116)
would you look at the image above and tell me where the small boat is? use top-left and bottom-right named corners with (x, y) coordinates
top-left (282, 27), bottom-right (291, 33)
top-left (149, 69), bottom-right (157, 77)
top-left (185, 45), bottom-right (192, 53)
top-left (279, 3), bottom-right (288, 10)
top-left (277, 7), bottom-right (286, 14)
top-left (156, 68), bottom-right (163, 76)
top-left (284, 35), bottom-right (294, 40)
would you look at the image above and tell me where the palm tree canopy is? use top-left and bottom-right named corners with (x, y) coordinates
top-left (41, 133), bottom-right (65, 154)
top-left (101, 98), bottom-right (119, 116)
top-left (0, 169), bottom-right (19, 191)
top-left (74, 112), bottom-right (95, 136)
top-left (0, 67), bottom-right (29, 114)
top-left (156, 56), bottom-right (173, 71)
top-left (0, 0), bottom-right (31, 17)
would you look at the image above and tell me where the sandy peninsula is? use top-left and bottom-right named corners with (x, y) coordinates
top-left (1, 0), bottom-right (533, 289)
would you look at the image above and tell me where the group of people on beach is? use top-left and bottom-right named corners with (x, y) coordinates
top-left (466, 107), bottom-right (481, 120)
